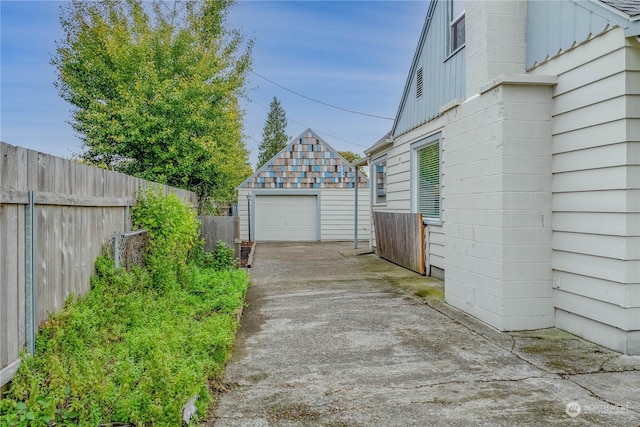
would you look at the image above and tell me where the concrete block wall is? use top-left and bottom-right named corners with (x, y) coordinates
top-left (465, 0), bottom-right (527, 97)
top-left (499, 84), bottom-right (554, 330)
top-left (443, 88), bottom-right (506, 328)
top-left (443, 81), bottom-right (554, 331)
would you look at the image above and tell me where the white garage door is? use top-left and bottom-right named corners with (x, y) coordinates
top-left (255, 195), bottom-right (318, 241)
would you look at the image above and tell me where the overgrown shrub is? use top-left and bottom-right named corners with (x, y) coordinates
top-left (206, 240), bottom-right (238, 271)
top-left (131, 187), bottom-right (202, 290)
top-left (0, 190), bottom-right (249, 426)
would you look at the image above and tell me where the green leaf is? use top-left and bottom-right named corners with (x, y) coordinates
top-left (53, 0), bottom-right (253, 210)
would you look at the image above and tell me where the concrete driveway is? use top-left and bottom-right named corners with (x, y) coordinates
top-left (212, 242), bottom-right (640, 426)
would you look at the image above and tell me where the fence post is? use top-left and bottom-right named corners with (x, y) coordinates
top-left (25, 190), bottom-right (35, 354)
top-left (114, 234), bottom-right (120, 269)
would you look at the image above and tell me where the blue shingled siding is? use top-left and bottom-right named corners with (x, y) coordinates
top-left (240, 130), bottom-right (369, 190)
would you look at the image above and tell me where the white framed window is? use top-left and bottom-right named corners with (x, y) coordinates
top-left (412, 133), bottom-right (441, 223)
top-left (450, 1), bottom-right (465, 53)
top-left (373, 155), bottom-right (387, 205)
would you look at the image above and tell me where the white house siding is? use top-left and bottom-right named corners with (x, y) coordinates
top-left (528, 28), bottom-right (640, 354)
top-left (369, 119), bottom-right (447, 273)
top-left (320, 189), bottom-right (371, 241)
top-left (442, 80), bottom-right (555, 331)
top-left (425, 225), bottom-right (445, 277)
top-left (238, 188), bottom-right (370, 242)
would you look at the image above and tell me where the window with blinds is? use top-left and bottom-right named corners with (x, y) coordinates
top-left (373, 156), bottom-right (387, 205)
top-left (417, 142), bottom-right (440, 220)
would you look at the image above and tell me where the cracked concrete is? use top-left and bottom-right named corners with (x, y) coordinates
top-left (211, 242), bottom-right (640, 426)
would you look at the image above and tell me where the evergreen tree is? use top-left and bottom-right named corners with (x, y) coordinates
top-left (257, 97), bottom-right (289, 168)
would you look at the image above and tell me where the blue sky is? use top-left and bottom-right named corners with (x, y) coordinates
top-left (1, 0), bottom-right (428, 165)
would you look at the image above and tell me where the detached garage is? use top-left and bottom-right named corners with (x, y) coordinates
top-left (238, 129), bottom-right (370, 242)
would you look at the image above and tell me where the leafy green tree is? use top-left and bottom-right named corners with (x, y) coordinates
top-left (338, 151), bottom-right (367, 176)
top-left (53, 0), bottom-right (253, 211)
top-left (256, 97), bottom-right (289, 169)
top-left (338, 150), bottom-right (362, 164)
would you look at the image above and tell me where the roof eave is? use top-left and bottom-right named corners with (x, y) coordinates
top-left (391, 0), bottom-right (439, 137)
top-left (587, 0), bottom-right (640, 36)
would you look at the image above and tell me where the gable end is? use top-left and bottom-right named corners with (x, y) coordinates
top-left (240, 130), bottom-right (369, 190)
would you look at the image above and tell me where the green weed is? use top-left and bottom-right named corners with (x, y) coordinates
top-left (0, 189), bottom-right (249, 426)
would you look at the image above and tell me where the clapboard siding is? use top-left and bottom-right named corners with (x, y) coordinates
top-left (427, 224), bottom-right (445, 271)
top-left (553, 119), bottom-right (628, 155)
top-left (553, 190), bottom-right (638, 212)
top-left (554, 212), bottom-right (639, 236)
top-left (553, 166), bottom-right (635, 192)
top-left (553, 96), bottom-right (629, 135)
top-left (553, 71), bottom-right (627, 114)
top-left (0, 142), bottom-right (197, 384)
top-left (555, 291), bottom-right (640, 331)
top-left (328, 196), bottom-right (369, 236)
top-left (553, 250), bottom-right (639, 284)
top-left (237, 188), bottom-right (370, 242)
top-left (553, 142), bottom-right (629, 172)
top-left (530, 29), bottom-right (639, 351)
top-left (553, 47), bottom-right (627, 95)
top-left (323, 189), bottom-right (370, 241)
top-left (553, 231), bottom-right (639, 260)
top-left (553, 271), bottom-right (640, 307)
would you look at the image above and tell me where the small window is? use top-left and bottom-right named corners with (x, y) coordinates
top-left (373, 156), bottom-right (387, 205)
top-left (412, 135), bottom-right (441, 222)
top-left (450, 1), bottom-right (465, 52)
top-left (416, 67), bottom-right (423, 99)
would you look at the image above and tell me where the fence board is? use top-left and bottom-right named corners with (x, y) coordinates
top-left (199, 216), bottom-right (240, 258)
top-left (0, 142), bottom-right (198, 385)
top-left (0, 205), bottom-right (21, 368)
top-left (373, 212), bottom-right (425, 275)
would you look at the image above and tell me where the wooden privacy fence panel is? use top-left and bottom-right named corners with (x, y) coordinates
top-left (372, 212), bottom-right (425, 275)
top-left (198, 216), bottom-right (240, 258)
top-left (0, 142), bottom-right (197, 386)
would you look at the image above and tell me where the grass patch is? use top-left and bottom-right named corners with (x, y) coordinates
top-left (0, 190), bottom-right (249, 426)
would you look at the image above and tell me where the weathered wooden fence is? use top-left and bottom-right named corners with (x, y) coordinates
top-left (198, 216), bottom-right (240, 258)
top-left (0, 142), bottom-right (198, 386)
top-left (372, 212), bottom-right (425, 275)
